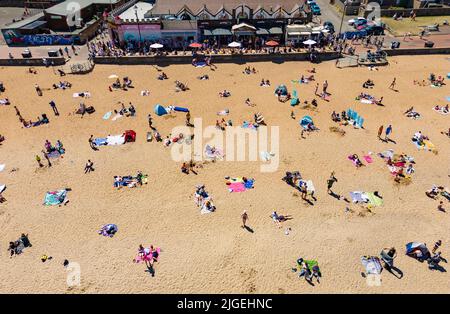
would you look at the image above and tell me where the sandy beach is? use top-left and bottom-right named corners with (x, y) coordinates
top-left (0, 55), bottom-right (449, 293)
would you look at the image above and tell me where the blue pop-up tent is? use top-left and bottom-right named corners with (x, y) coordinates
top-left (300, 115), bottom-right (313, 129)
top-left (154, 104), bottom-right (168, 116)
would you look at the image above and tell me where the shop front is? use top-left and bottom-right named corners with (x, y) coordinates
top-left (117, 23), bottom-right (161, 43)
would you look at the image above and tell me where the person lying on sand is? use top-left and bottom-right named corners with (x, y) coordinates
top-left (270, 211), bottom-right (292, 228)
top-left (219, 90), bottom-right (231, 97)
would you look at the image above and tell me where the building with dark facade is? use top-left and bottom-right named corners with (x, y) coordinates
top-left (107, 0), bottom-right (312, 47)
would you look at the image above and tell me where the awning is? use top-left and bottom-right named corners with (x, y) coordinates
top-left (269, 27), bottom-right (283, 34)
top-left (256, 28), bottom-right (269, 35)
top-left (212, 28), bottom-right (232, 36)
top-left (232, 23), bottom-right (256, 31)
top-left (203, 29), bottom-right (213, 36)
top-left (21, 20), bottom-right (47, 30)
top-left (234, 31), bottom-right (255, 36)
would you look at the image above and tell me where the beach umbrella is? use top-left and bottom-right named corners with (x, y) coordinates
top-left (265, 40), bottom-right (279, 47)
top-left (108, 74), bottom-right (118, 79)
top-left (228, 41), bottom-right (241, 48)
top-left (150, 43), bottom-right (163, 49)
top-left (303, 39), bottom-right (317, 46)
top-left (189, 42), bottom-right (202, 48)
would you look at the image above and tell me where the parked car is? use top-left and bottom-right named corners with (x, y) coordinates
top-left (364, 24), bottom-right (385, 35)
top-left (348, 17), bottom-right (366, 26)
top-left (323, 21), bottom-right (335, 33)
top-left (310, 3), bottom-right (321, 15)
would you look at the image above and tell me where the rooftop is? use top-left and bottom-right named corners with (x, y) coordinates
top-left (150, 0), bottom-right (305, 15)
top-left (44, 0), bottom-right (122, 16)
top-left (118, 2), bottom-right (154, 22)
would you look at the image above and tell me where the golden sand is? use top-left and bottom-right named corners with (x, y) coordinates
top-left (0, 55), bottom-right (449, 293)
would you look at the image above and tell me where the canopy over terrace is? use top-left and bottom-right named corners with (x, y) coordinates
top-left (232, 23), bottom-right (257, 36)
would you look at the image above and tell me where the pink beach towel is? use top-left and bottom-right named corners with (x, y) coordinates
top-left (363, 155), bottom-right (373, 163)
top-left (228, 182), bottom-right (246, 192)
top-left (134, 247), bottom-right (161, 264)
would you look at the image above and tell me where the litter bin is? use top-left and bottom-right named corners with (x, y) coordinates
top-left (48, 50), bottom-right (58, 57)
top-left (22, 49), bottom-right (32, 58)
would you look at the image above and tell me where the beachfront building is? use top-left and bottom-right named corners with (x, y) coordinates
top-left (1, 0), bottom-right (125, 46)
top-left (107, 0), bottom-right (312, 48)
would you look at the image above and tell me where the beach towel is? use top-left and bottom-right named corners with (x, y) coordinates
top-left (446, 96), bottom-right (450, 102)
top-left (205, 145), bottom-right (224, 159)
top-left (366, 192), bottom-right (383, 207)
top-left (242, 121), bottom-right (257, 129)
top-left (363, 155), bottom-right (373, 163)
top-left (306, 180), bottom-right (315, 193)
top-left (348, 155), bottom-right (361, 167)
top-left (228, 182), bottom-right (246, 192)
top-left (174, 107), bottom-right (189, 113)
top-left (360, 99), bottom-right (373, 104)
top-left (44, 189), bottom-right (67, 206)
top-left (433, 107), bottom-right (449, 115)
top-left (194, 61), bottom-right (207, 68)
top-left (47, 150), bottom-right (61, 159)
top-left (111, 113), bottom-right (123, 121)
top-left (0, 164), bottom-right (5, 172)
top-left (217, 109), bottom-right (229, 116)
top-left (361, 256), bottom-right (382, 275)
top-left (0, 184), bottom-right (5, 193)
top-left (94, 138), bottom-right (108, 146)
top-left (350, 191), bottom-right (369, 203)
top-left (0, 99), bottom-right (10, 105)
top-left (72, 92), bottom-right (91, 98)
top-left (102, 111), bottom-right (112, 120)
top-left (106, 135), bottom-right (126, 146)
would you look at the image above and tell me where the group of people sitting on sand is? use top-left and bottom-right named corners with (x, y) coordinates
top-left (299, 74), bottom-right (315, 84)
top-left (52, 81), bottom-right (72, 90)
top-left (198, 74), bottom-right (209, 80)
top-left (113, 171), bottom-right (147, 188)
top-left (44, 139), bottom-right (65, 155)
top-left (181, 160), bottom-right (199, 175)
top-left (110, 77), bottom-right (133, 91)
top-left (215, 118), bottom-right (232, 130)
top-left (194, 184), bottom-right (216, 213)
top-left (426, 185), bottom-right (450, 201)
top-left (429, 73), bottom-right (445, 87)
top-left (433, 104), bottom-right (449, 114)
top-left (260, 79), bottom-right (271, 87)
top-left (114, 102), bottom-right (136, 117)
top-left (412, 130), bottom-right (430, 146)
top-left (331, 110), bottom-right (350, 124)
top-left (243, 66), bottom-right (257, 75)
top-left (356, 92), bottom-right (383, 105)
top-left (8, 233), bottom-right (32, 258)
top-left (404, 106), bottom-right (421, 119)
top-left (219, 90), bottom-right (231, 97)
top-left (362, 79), bottom-right (375, 89)
top-left (157, 72), bottom-right (168, 80)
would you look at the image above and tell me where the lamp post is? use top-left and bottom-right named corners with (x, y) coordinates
top-left (338, 0), bottom-right (349, 36)
top-left (134, 5), bottom-right (142, 43)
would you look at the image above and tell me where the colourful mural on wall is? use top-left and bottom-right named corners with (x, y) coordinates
top-left (2, 29), bottom-right (81, 46)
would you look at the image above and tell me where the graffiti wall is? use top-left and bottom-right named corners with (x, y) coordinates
top-left (2, 29), bottom-right (81, 46)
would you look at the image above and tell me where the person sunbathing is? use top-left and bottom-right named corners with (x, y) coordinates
top-left (198, 74), bottom-right (209, 80)
top-left (219, 90), bottom-right (231, 97)
top-left (350, 154), bottom-right (364, 167)
top-left (181, 162), bottom-right (189, 174)
top-left (270, 211), bottom-right (292, 228)
top-left (363, 79), bottom-right (374, 89)
top-left (426, 185), bottom-right (440, 199)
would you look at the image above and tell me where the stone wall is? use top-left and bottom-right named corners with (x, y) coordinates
top-left (362, 7), bottom-right (450, 17)
top-left (0, 57), bottom-right (65, 66)
top-left (93, 52), bottom-right (341, 65)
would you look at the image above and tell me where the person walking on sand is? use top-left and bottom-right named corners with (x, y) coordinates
top-left (377, 125), bottom-right (383, 140)
top-left (42, 150), bottom-right (51, 167)
top-left (385, 124), bottom-right (392, 141)
top-left (49, 100), bottom-right (59, 116)
top-left (88, 135), bottom-right (98, 151)
top-left (314, 83), bottom-right (319, 95)
top-left (35, 155), bottom-right (43, 167)
top-left (437, 201), bottom-right (446, 213)
top-left (389, 77), bottom-right (396, 90)
top-left (84, 159), bottom-right (94, 174)
top-left (327, 171), bottom-right (338, 193)
top-left (241, 210), bottom-right (249, 229)
top-left (322, 80), bottom-right (329, 95)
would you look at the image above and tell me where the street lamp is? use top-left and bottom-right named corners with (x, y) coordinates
top-left (134, 5), bottom-right (142, 43)
top-left (338, 0), bottom-right (350, 36)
